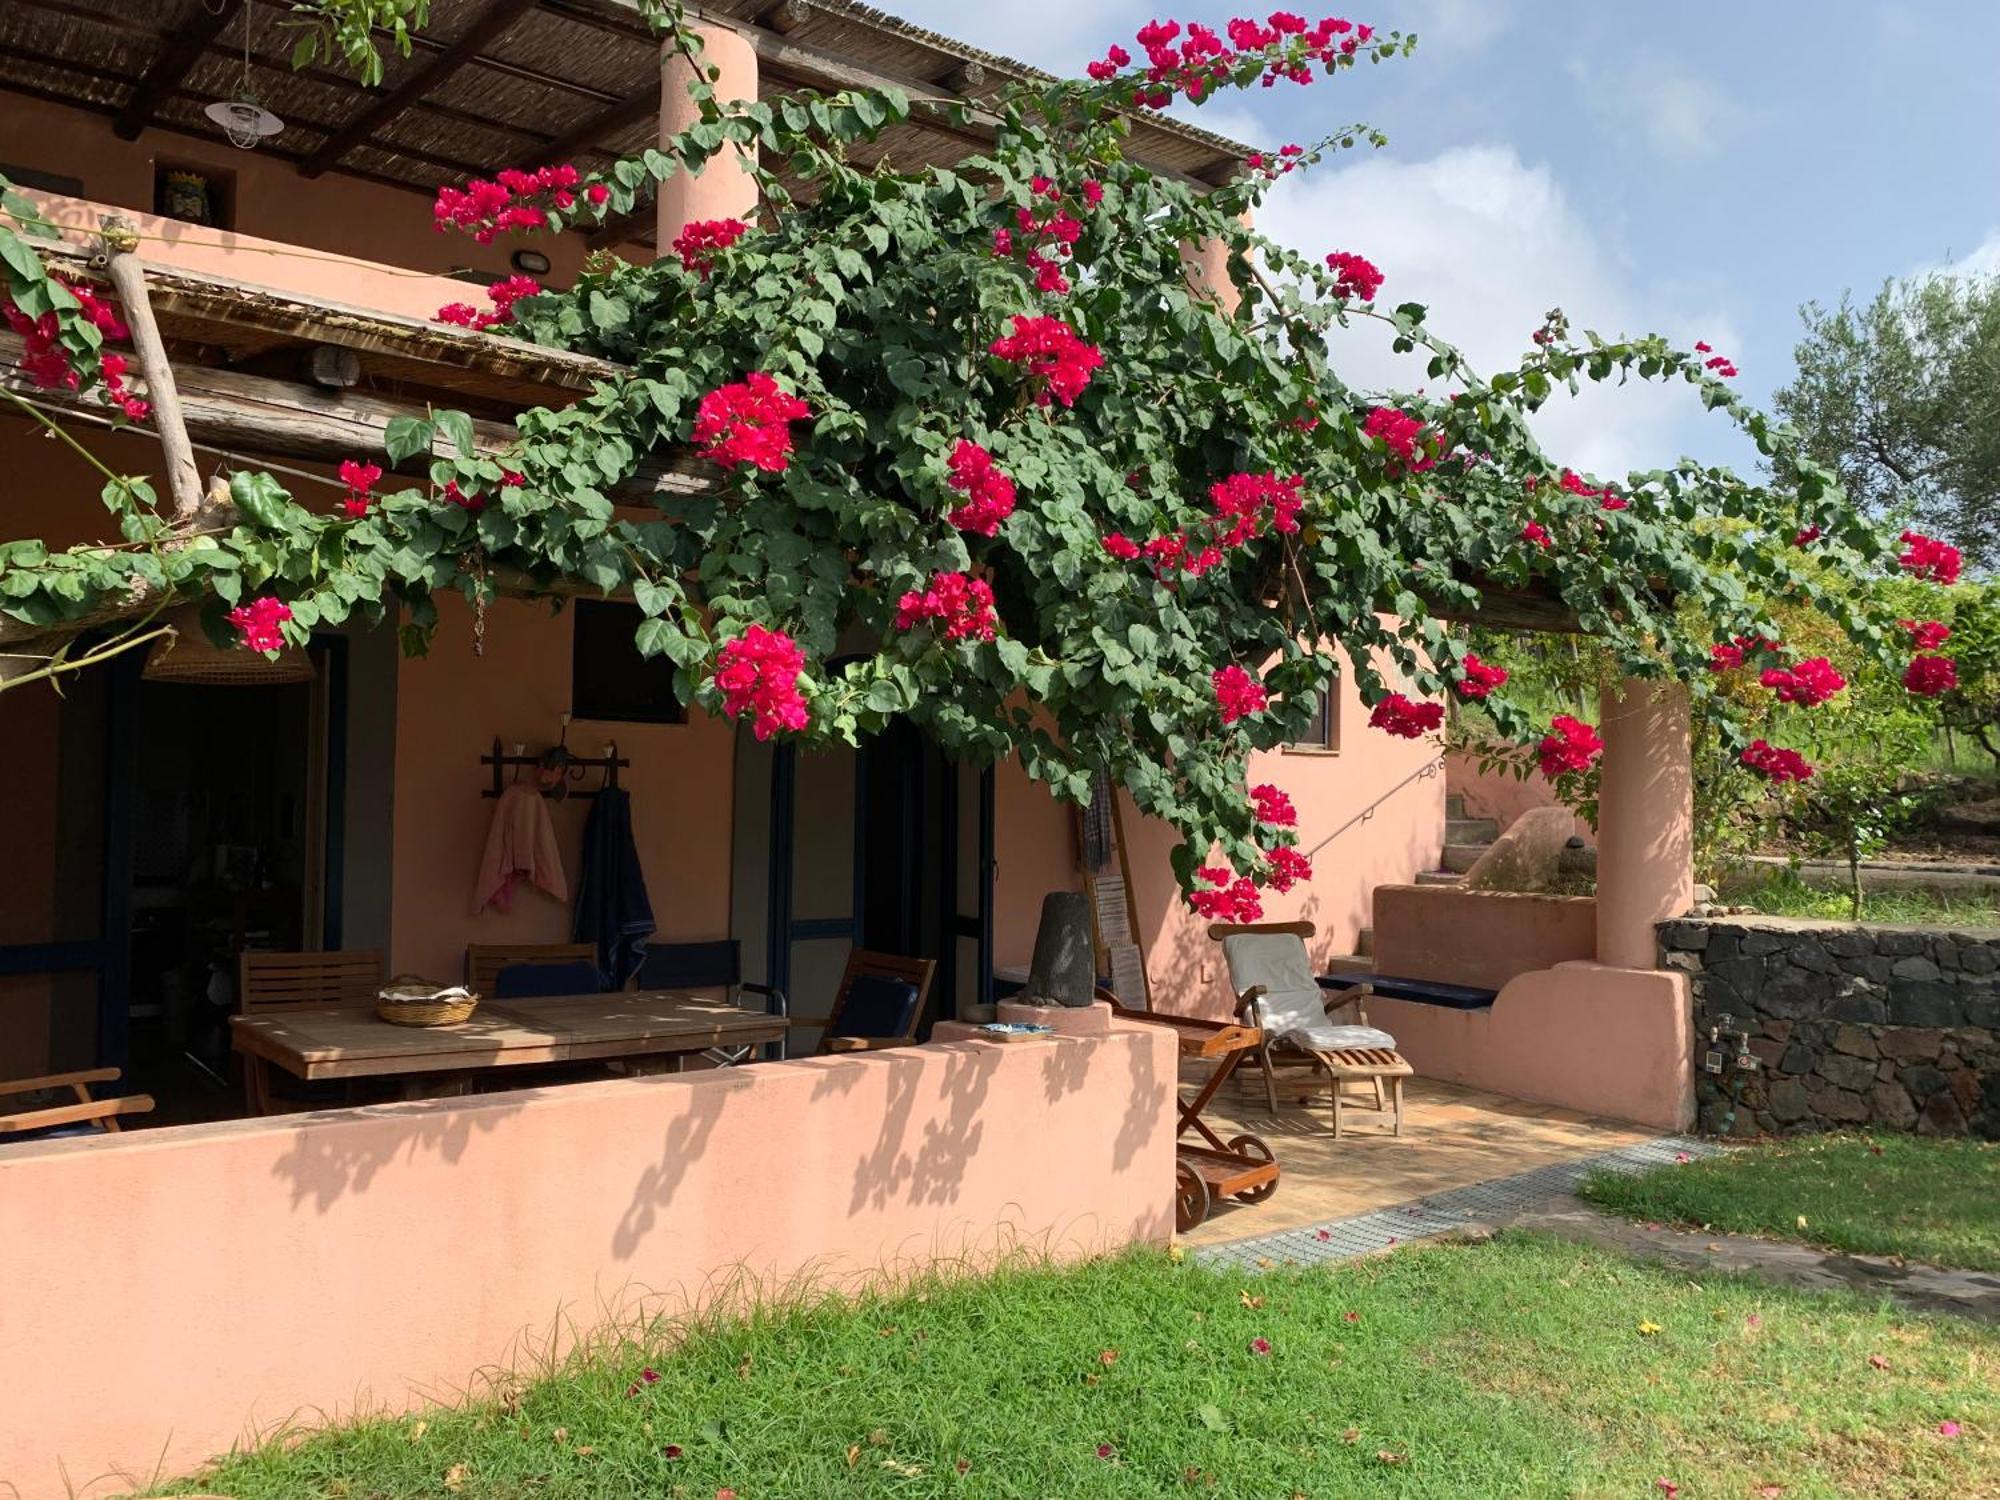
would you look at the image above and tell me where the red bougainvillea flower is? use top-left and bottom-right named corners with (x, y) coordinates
top-left (1213, 664), bottom-right (1268, 723)
top-left (1081, 179), bottom-right (1105, 205)
top-left (442, 479), bottom-right (485, 512)
top-left (433, 163), bottom-right (587, 241)
top-left (1521, 519), bottom-right (1552, 549)
top-left (1704, 355), bottom-right (1739, 378)
top-left (944, 439), bottom-right (1017, 536)
top-left (1189, 866), bottom-right (1263, 922)
top-left (1250, 783), bottom-right (1297, 826)
top-left (1898, 530), bottom-right (1962, 584)
top-left (1141, 531), bottom-right (1225, 581)
top-left (1089, 14), bottom-right (1379, 108)
top-left (1939, 1421), bottom-right (1962, 1438)
top-left (1558, 468), bottom-right (1625, 509)
top-left (1741, 739), bottom-right (1814, 783)
top-left (1904, 655), bottom-right (1958, 696)
top-left (5, 281), bottom-right (149, 419)
top-left (1794, 524), bottom-right (1823, 546)
top-left (1537, 714), bottom-right (1603, 779)
top-left (1456, 652), bottom-right (1508, 700)
top-left (990, 314), bottom-right (1103, 406)
top-left (1100, 532), bottom-right (1142, 560)
top-left (1362, 406), bottom-right (1435, 473)
top-left (671, 217), bottom-right (750, 276)
top-left (1760, 656), bottom-right (1846, 706)
top-left (661, 1443), bottom-right (683, 1458)
top-left (227, 596), bottom-right (292, 654)
top-left (894, 571), bottom-right (998, 642)
top-left (1709, 642), bottom-right (1745, 672)
top-left (1368, 693), bottom-right (1443, 739)
top-left (714, 625), bottom-right (809, 740)
top-left (1095, 1443), bottom-right (1116, 1460)
top-left (1263, 845), bottom-right (1312, 892)
top-left (1249, 1336), bottom-right (1273, 1356)
top-left (1899, 619), bottom-right (1951, 651)
top-left (693, 373), bottom-right (812, 472)
top-left (338, 458), bottom-right (382, 519)
top-left (435, 274), bottom-right (542, 331)
top-left (1324, 250), bottom-right (1383, 301)
top-left (1209, 471), bottom-right (1305, 546)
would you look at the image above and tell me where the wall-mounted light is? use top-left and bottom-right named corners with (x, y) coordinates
top-left (511, 249), bottom-right (552, 276)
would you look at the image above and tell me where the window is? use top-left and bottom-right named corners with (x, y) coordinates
top-left (570, 599), bottom-right (684, 724)
top-left (1287, 685), bottom-right (1338, 752)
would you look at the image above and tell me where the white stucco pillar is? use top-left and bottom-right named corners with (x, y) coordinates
top-left (658, 23), bottom-right (760, 249)
top-left (1593, 677), bottom-right (1694, 969)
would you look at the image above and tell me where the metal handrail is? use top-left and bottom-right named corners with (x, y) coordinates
top-left (1300, 754), bottom-right (1447, 861)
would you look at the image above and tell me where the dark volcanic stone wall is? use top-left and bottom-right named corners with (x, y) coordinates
top-left (1657, 915), bottom-right (1999, 1138)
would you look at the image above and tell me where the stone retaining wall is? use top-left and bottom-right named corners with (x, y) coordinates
top-left (1656, 915), bottom-right (1999, 1138)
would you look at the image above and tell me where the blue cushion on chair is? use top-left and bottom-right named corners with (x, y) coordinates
top-left (830, 975), bottom-right (921, 1039)
top-left (493, 961), bottom-right (604, 999)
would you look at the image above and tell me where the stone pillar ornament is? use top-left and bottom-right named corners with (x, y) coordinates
top-left (1020, 890), bottom-right (1097, 1007)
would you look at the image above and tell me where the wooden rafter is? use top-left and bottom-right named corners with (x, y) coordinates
top-left (526, 78), bottom-right (660, 168)
top-left (111, 0), bottom-right (241, 140)
top-left (299, 0), bottom-right (542, 178)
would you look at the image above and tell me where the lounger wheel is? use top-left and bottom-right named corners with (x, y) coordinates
top-left (1226, 1133), bottom-right (1278, 1202)
top-left (1174, 1159), bottom-right (1212, 1232)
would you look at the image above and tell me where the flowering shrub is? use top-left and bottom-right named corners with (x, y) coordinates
top-left (1760, 656), bottom-right (1847, 707)
top-left (0, 11), bottom-right (1950, 909)
top-left (1249, 783), bottom-right (1297, 826)
top-left (943, 441), bottom-right (1017, 536)
top-left (894, 571), bottom-right (998, 642)
top-left (1367, 693), bottom-right (1443, 738)
top-left (227, 596), bottom-right (293, 654)
top-left (1537, 715), bottom-right (1604, 779)
top-left (338, 459), bottom-right (381, 518)
top-left (1898, 531), bottom-right (1962, 585)
top-left (1740, 739), bottom-right (1814, 782)
top-left (714, 625), bottom-right (808, 741)
top-left (1903, 654), bottom-right (1957, 696)
top-left (692, 373), bottom-right (812, 471)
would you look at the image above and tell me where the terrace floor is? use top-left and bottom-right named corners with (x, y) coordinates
top-left (1179, 1068), bottom-right (1661, 1247)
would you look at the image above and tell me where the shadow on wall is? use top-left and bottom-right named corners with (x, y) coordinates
top-left (272, 1089), bottom-right (529, 1213)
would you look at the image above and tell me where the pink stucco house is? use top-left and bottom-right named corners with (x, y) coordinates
top-left (0, 4), bottom-right (1699, 1492)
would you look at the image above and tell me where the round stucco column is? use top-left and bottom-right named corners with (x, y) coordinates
top-left (1180, 208), bottom-right (1251, 314)
top-left (658, 24), bottom-right (760, 250)
top-left (1593, 677), bottom-right (1694, 969)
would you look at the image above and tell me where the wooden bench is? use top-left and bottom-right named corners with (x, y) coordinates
top-left (1318, 973), bottom-right (1498, 1011)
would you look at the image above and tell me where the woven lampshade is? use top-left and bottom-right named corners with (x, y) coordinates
top-left (141, 606), bottom-right (315, 686)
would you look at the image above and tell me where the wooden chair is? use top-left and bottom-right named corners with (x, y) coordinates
top-left (466, 943), bottom-right (600, 997)
top-left (0, 1068), bottom-right (154, 1138)
top-left (788, 950), bottom-right (935, 1055)
top-left (236, 950), bottom-right (385, 1112)
top-left (238, 949), bottom-right (385, 1016)
top-left (1210, 921), bottom-right (1412, 1138)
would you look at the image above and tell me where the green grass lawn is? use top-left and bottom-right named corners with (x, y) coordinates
top-left (163, 1235), bottom-right (1995, 1500)
top-left (1583, 1135), bottom-right (2000, 1272)
top-left (1731, 872), bottom-right (2000, 927)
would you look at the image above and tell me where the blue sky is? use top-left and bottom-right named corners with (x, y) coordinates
top-left (884, 1), bottom-right (2000, 477)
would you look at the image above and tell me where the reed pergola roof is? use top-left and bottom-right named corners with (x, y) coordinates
top-left (0, 0), bottom-right (1254, 247)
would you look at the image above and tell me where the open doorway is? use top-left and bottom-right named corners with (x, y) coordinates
top-left (119, 641), bottom-right (341, 1122)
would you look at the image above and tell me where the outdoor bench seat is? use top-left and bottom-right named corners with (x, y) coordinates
top-left (1317, 973), bottom-right (1497, 1011)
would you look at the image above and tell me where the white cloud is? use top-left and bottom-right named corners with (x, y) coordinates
top-left (1567, 55), bottom-right (1752, 161)
top-left (1385, 0), bottom-right (1515, 54)
top-left (1255, 144), bottom-right (1743, 474)
top-left (1933, 229), bottom-right (2000, 281)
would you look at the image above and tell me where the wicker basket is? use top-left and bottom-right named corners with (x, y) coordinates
top-left (377, 976), bottom-right (480, 1028)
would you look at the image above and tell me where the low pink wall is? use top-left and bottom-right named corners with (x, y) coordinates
top-left (1446, 749), bottom-right (1590, 841)
top-left (1371, 885), bottom-right (1598, 993)
top-left (1370, 961), bottom-right (1693, 1129)
top-left (0, 1025), bottom-right (1176, 1498)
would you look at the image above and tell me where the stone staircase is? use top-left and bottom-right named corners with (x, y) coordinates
top-left (1415, 794), bottom-right (1500, 888)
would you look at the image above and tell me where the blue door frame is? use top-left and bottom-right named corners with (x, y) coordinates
top-left (0, 637), bottom-right (348, 1078)
top-left (762, 742), bottom-right (994, 1021)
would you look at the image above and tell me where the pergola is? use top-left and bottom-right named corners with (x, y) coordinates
top-left (0, 0), bottom-right (1250, 247)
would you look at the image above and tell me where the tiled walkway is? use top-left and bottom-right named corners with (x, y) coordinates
top-left (1178, 1069), bottom-right (1663, 1248)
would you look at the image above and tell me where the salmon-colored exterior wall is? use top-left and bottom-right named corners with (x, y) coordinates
top-left (1370, 885), bottom-right (1597, 993)
top-left (1445, 748), bottom-right (1591, 841)
top-left (389, 595), bottom-right (738, 981)
top-left (992, 661), bottom-right (1444, 1021)
top-left (0, 1023), bottom-right (1177, 1497)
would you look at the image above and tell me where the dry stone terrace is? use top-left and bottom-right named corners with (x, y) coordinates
top-left (1659, 915), bottom-right (2000, 1139)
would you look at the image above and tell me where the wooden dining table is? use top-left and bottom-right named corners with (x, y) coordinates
top-left (230, 992), bottom-right (787, 1113)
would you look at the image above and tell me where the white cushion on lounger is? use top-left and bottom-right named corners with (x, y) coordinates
top-left (1220, 931), bottom-right (1398, 1051)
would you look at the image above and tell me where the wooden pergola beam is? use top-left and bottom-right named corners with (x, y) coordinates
top-left (110, 0), bottom-right (241, 140)
top-left (526, 79), bottom-right (660, 168)
top-left (300, 0), bottom-right (542, 178)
